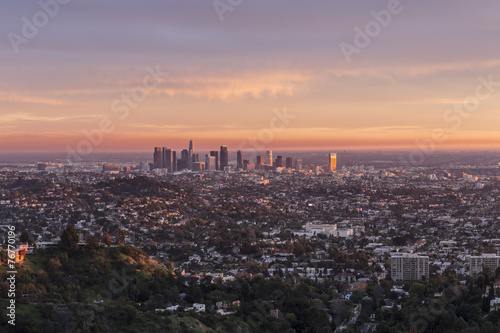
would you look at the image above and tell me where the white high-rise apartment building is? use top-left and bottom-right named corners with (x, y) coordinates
top-left (470, 254), bottom-right (500, 276)
top-left (391, 253), bottom-right (429, 281)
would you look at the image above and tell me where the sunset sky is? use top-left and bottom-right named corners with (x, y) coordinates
top-left (1, 0), bottom-right (500, 152)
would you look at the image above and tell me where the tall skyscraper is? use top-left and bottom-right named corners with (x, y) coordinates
top-left (329, 152), bottom-right (337, 172)
top-left (295, 159), bottom-right (303, 170)
top-left (178, 149), bottom-right (189, 171)
top-left (188, 140), bottom-right (195, 170)
top-left (181, 149), bottom-right (189, 161)
top-left (220, 145), bottom-right (229, 170)
top-left (172, 151), bottom-right (177, 172)
top-left (237, 150), bottom-right (243, 170)
top-left (153, 147), bottom-right (162, 169)
top-left (265, 150), bottom-right (273, 166)
top-left (210, 151), bottom-right (219, 170)
top-left (285, 157), bottom-right (293, 169)
top-left (275, 156), bottom-right (284, 168)
top-left (176, 158), bottom-right (183, 171)
top-left (205, 154), bottom-right (216, 171)
top-left (256, 155), bottom-right (264, 169)
top-left (163, 148), bottom-right (175, 173)
top-left (161, 147), bottom-right (168, 169)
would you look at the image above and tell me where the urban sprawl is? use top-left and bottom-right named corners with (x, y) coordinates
top-left (2, 146), bottom-right (500, 332)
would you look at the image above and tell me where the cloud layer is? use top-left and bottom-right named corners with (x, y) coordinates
top-left (1, 0), bottom-right (500, 151)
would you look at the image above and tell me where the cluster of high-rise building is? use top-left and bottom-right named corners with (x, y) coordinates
top-left (152, 140), bottom-right (337, 174)
top-left (153, 141), bottom-right (227, 173)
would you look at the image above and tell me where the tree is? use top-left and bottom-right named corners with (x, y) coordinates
top-left (380, 279), bottom-right (393, 295)
top-left (293, 242), bottom-right (304, 256)
top-left (307, 308), bottom-right (330, 332)
top-left (20, 231), bottom-right (30, 243)
top-left (118, 230), bottom-right (127, 246)
top-left (376, 322), bottom-right (391, 333)
top-left (104, 233), bottom-right (112, 247)
top-left (409, 282), bottom-right (426, 298)
top-left (495, 267), bottom-right (500, 279)
top-left (60, 225), bottom-right (78, 252)
top-left (86, 235), bottom-right (100, 249)
top-left (374, 308), bottom-right (384, 322)
top-left (48, 258), bottom-right (62, 280)
top-left (373, 284), bottom-right (384, 307)
top-left (481, 321), bottom-right (496, 333)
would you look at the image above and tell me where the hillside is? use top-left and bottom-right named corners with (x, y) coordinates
top-left (0, 245), bottom-right (217, 332)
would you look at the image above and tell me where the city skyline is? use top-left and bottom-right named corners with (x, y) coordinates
top-left (2, 1), bottom-right (500, 152)
top-left (150, 140), bottom-right (337, 173)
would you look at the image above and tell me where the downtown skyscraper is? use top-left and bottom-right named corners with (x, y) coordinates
top-left (329, 152), bottom-right (337, 172)
top-left (220, 145), bottom-right (229, 170)
top-left (163, 148), bottom-right (176, 173)
top-left (188, 140), bottom-right (195, 170)
top-left (265, 150), bottom-right (273, 166)
top-left (205, 154), bottom-right (216, 171)
top-left (153, 147), bottom-right (163, 169)
top-left (256, 155), bottom-right (264, 170)
top-left (179, 149), bottom-right (189, 171)
top-left (153, 147), bottom-right (176, 173)
top-left (275, 155), bottom-right (284, 168)
top-left (210, 151), bottom-right (219, 170)
top-left (237, 150), bottom-right (243, 170)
